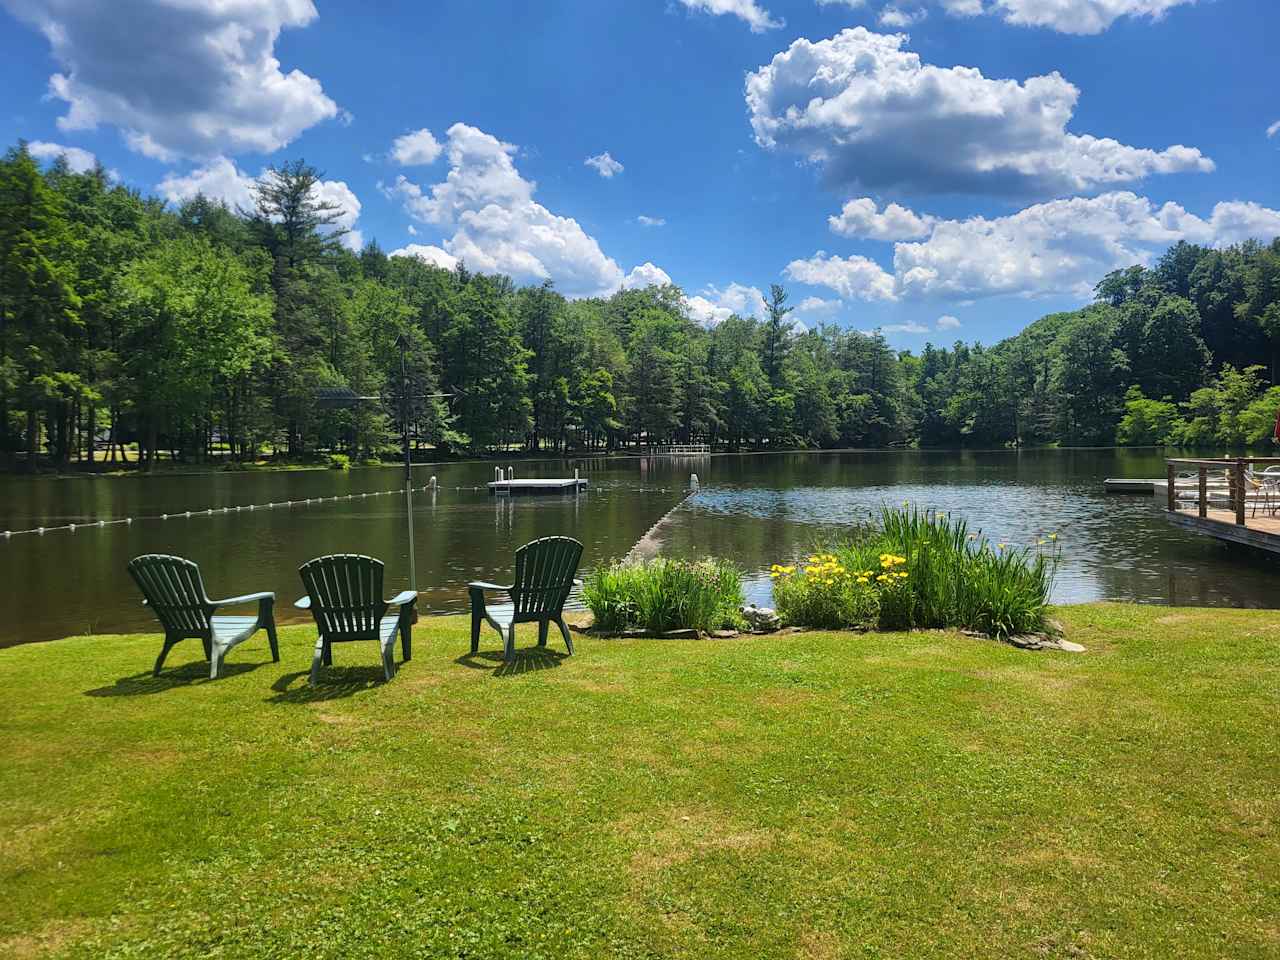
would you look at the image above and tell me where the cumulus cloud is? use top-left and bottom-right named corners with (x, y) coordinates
top-left (953, 0), bottom-right (1198, 34)
top-left (936, 314), bottom-right (962, 329)
top-left (389, 123), bottom-right (624, 298)
top-left (4, 0), bottom-right (339, 161)
top-left (816, 0), bottom-right (866, 7)
top-left (391, 128), bottom-right (443, 166)
top-left (879, 4), bottom-right (927, 25)
top-left (683, 282), bottom-right (770, 327)
top-left (829, 197), bottom-right (935, 240)
top-left (584, 151), bottom-right (624, 178)
top-left (784, 251), bottom-right (898, 301)
top-left (878, 321), bottom-right (931, 334)
top-left (623, 262), bottom-right (674, 289)
top-left (745, 28), bottom-right (1212, 198)
top-left (390, 244), bottom-right (458, 270)
top-left (158, 157), bottom-right (364, 250)
top-left (636, 215), bottom-right (666, 227)
top-left (676, 0), bottom-right (783, 31)
top-left (27, 140), bottom-right (97, 173)
top-left (795, 296), bottom-right (843, 315)
top-left (892, 191), bottom-right (1280, 300)
top-left (1268, 120), bottom-right (1280, 139)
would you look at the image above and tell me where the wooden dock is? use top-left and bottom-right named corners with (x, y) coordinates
top-left (1163, 457), bottom-right (1280, 555)
top-left (488, 478), bottom-right (588, 495)
top-left (1167, 508), bottom-right (1280, 554)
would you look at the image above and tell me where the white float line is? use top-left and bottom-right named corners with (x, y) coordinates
top-left (2, 482), bottom-right (441, 540)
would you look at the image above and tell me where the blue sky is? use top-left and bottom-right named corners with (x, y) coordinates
top-left (2, 0), bottom-right (1277, 347)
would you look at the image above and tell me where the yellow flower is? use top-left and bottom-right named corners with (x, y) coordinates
top-left (1048, 532), bottom-right (1058, 541)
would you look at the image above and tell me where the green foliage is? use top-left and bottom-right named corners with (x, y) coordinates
top-left (1117, 387), bottom-right (1179, 445)
top-left (2, 138), bottom-right (1279, 472)
top-left (326, 452), bottom-right (351, 470)
top-left (583, 557), bottom-right (744, 634)
top-left (775, 506), bottom-right (1057, 641)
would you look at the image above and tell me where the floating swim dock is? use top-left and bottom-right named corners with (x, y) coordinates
top-left (488, 467), bottom-right (588, 495)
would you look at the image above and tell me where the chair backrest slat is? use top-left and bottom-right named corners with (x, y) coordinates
top-left (128, 555), bottom-right (211, 634)
top-left (512, 537), bottom-right (583, 617)
top-left (299, 555), bottom-right (386, 637)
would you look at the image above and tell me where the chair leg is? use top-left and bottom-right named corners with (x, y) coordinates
top-left (200, 636), bottom-right (213, 661)
top-left (210, 642), bottom-right (227, 680)
top-left (322, 639), bottom-right (333, 666)
top-left (470, 603), bottom-right (482, 655)
top-left (381, 639), bottom-right (396, 682)
top-left (556, 617), bottom-right (575, 656)
top-left (504, 624), bottom-right (517, 661)
top-left (309, 636), bottom-right (325, 685)
top-left (400, 615), bottom-right (412, 662)
top-left (153, 636), bottom-right (177, 676)
top-left (538, 620), bottom-right (549, 647)
top-left (265, 617), bottom-right (280, 663)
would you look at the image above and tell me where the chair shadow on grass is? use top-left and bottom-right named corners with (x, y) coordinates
top-left (84, 659), bottom-right (263, 697)
top-left (454, 646), bottom-right (568, 678)
top-left (265, 665), bottom-right (390, 704)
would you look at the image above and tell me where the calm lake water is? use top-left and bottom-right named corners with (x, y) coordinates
top-left (1, 449), bottom-right (1276, 646)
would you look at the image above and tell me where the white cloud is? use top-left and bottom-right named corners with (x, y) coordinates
top-left (795, 295), bottom-right (843, 315)
top-left (973, 0), bottom-right (1197, 34)
top-left (683, 282), bottom-right (769, 327)
top-left (879, 321), bottom-right (931, 334)
top-left (636, 215), bottom-right (667, 227)
top-left (622, 262), bottom-right (674, 289)
top-left (584, 151), bottom-right (624, 178)
top-left (27, 140), bottom-right (97, 173)
top-left (158, 157), bottom-right (363, 249)
top-left (936, 314), bottom-right (962, 329)
top-left (784, 251), bottom-right (898, 301)
top-left (389, 123), bottom-right (624, 298)
top-left (816, 0), bottom-right (866, 7)
top-left (1267, 120), bottom-right (1280, 139)
top-left (157, 157), bottom-right (257, 211)
top-left (677, 0), bottom-right (783, 31)
top-left (5, 0), bottom-right (339, 160)
top-left (745, 27), bottom-right (1212, 197)
top-left (893, 191), bottom-right (1280, 300)
top-left (390, 244), bottom-right (458, 270)
top-left (829, 197), bottom-right (935, 240)
top-left (391, 128), bottom-right (443, 166)
top-left (407, 224), bottom-right (418, 236)
top-left (879, 4), bottom-right (927, 26)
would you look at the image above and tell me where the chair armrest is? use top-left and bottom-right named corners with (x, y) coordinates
top-left (573, 578), bottom-right (583, 587)
top-left (211, 591), bottom-right (275, 607)
top-left (467, 581), bottom-right (512, 592)
top-left (294, 595), bottom-right (312, 610)
top-left (387, 590), bottom-right (417, 607)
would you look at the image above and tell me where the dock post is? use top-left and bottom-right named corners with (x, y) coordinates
top-left (1234, 459), bottom-right (1247, 526)
top-left (690, 473), bottom-right (700, 491)
top-left (1198, 467), bottom-right (1207, 519)
top-left (1166, 463), bottom-right (1175, 512)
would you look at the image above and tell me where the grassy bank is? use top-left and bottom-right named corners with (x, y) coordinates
top-left (1, 606), bottom-right (1278, 958)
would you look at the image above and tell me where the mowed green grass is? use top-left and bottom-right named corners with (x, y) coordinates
top-left (1, 605), bottom-right (1278, 959)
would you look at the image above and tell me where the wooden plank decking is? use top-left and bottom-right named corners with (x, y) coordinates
top-left (1167, 507), bottom-right (1280, 555)
top-left (488, 478), bottom-right (588, 495)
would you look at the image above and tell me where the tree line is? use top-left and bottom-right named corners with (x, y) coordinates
top-left (2, 142), bottom-right (1278, 471)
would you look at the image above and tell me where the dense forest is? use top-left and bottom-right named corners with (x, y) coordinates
top-left (2, 142), bottom-right (1279, 471)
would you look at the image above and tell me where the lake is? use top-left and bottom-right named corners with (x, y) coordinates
top-left (1, 449), bottom-right (1276, 646)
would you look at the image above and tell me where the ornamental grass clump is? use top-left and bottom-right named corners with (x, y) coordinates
top-left (583, 557), bottom-right (744, 635)
top-left (772, 505), bottom-right (1059, 641)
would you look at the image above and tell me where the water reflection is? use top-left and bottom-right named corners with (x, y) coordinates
top-left (0, 449), bottom-right (1276, 646)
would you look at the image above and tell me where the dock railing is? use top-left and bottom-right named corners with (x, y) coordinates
top-left (1166, 457), bottom-right (1280, 525)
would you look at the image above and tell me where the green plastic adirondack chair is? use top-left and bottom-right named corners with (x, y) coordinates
top-left (469, 536), bottom-right (584, 661)
top-left (296, 555), bottom-right (418, 684)
top-left (127, 554), bottom-right (278, 679)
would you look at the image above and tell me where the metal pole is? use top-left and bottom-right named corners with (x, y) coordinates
top-left (400, 335), bottom-right (417, 592)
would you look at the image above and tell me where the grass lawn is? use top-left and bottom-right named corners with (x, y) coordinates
top-left (1, 605), bottom-right (1278, 959)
